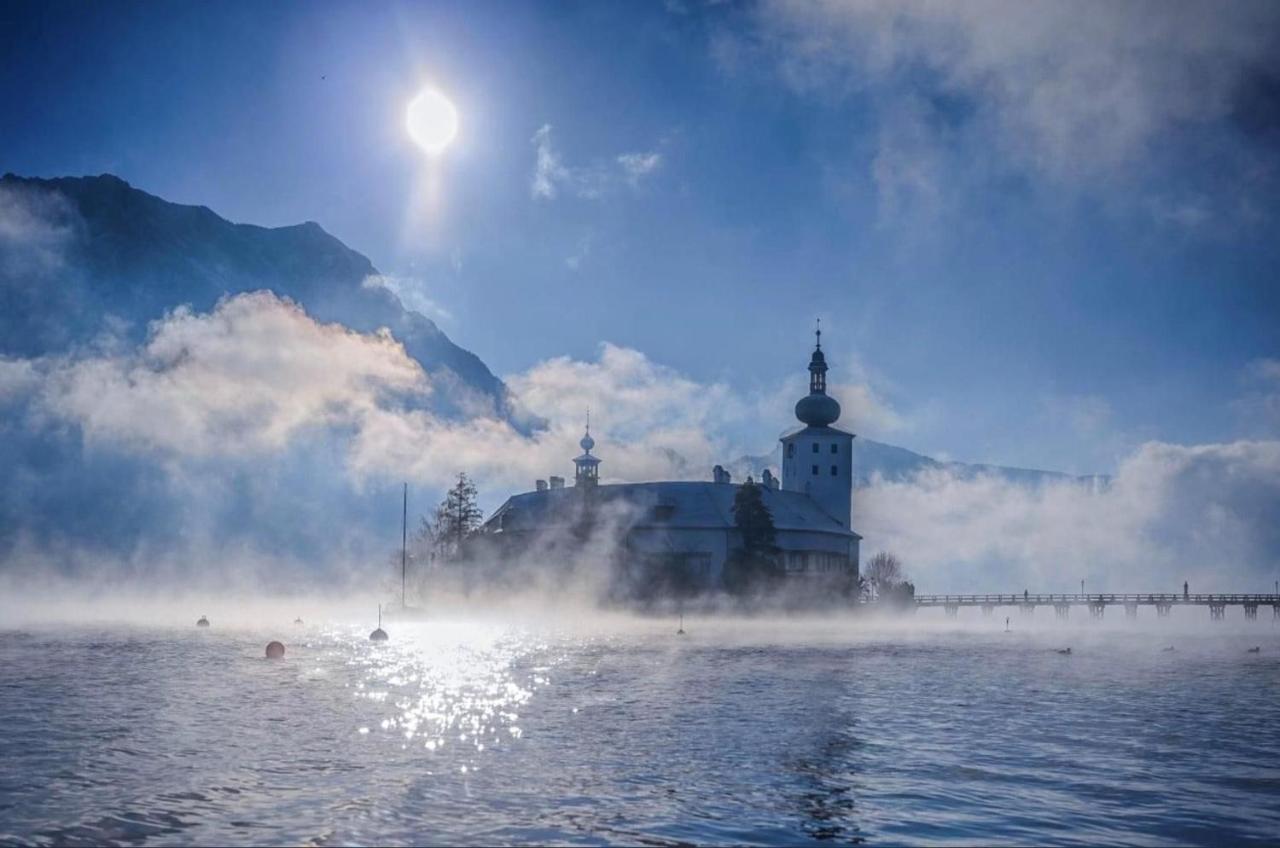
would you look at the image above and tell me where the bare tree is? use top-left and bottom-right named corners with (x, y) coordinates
top-left (865, 551), bottom-right (903, 591)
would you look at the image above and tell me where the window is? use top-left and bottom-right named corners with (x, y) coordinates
top-left (831, 465), bottom-right (838, 476)
top-left (812, 464), bottom-right (819, 475)
top-left (831, 443), bottom-right (838, 454)
top-left (786, 443), bottom-right (795, 458)
top-left (812, 442), bottom-right (819, 453)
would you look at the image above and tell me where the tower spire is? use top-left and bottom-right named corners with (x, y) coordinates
top-left (575, 410), bottom-right (600, 488)
top-left (795, 324), bottom-right (841, 427)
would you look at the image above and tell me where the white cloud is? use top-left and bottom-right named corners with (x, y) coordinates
top-left (531, 124), bottom-right (571, 200)
top-left (859, 439), bottom-right (1280, 592)
top-left (361, 273), bottom-right (454, 323)
top-left (617, 151), bottom-right (663, 186)
top-left (1232, 358), bottom-right (1280, 436)
top-left (0, 183), bottom-right (79, 276)
top-left (11, 294), bottom-right (1278, 591)
top-left (741, 0), bottom-right (1280, 218)
top-left (530, 124), bottom-right (664, 201)
top-left (565, 233), bottom-right (592, 271)
top-left (37, 291), bottom-right (429, 457)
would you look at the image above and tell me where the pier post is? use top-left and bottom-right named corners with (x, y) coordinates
top-left (1156, 603), bottom-right (1171, 618)
top-left (1088, 601), bottom-right (1106, 619)
top-left (981, 604), bottom-right (994, 617)
top-left (1020, 603), bottom-right (1035, 617)
top-left (1243, 603), bottom-right (1257, 620)
top-left (1054, 603), bottom-right (1070, 619)
top-left (1209, 603), bottom-right (1225, 621)
top-left (1274, 603), bottom-right (1280, 620)
top-left (945, 603), bottom-right (959, 618)
top-left (1124, 602), bottom-right (1138, 619)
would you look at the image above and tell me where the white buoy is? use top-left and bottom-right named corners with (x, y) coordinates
top-left (370, 603), bottom-right (388, 642)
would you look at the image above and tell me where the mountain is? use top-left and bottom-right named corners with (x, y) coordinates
top-left (0, 172), bottom-right (524, 425)
top-left (729, 439), bottom-right (1107, 490)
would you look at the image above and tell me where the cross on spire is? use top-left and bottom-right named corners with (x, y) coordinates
top-left (815, 317), bottom-right (822, 351)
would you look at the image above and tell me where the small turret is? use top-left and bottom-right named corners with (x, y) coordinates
top-left (573, 411), bottom-right (601, 489)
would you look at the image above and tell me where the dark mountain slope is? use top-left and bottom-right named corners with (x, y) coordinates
top-left (0, 172), bottom-right (519, 423)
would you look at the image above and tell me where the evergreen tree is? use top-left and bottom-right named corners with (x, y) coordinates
top-left (431, 472), bottom-right (484, 562)
top-left (724, 478), bottom-right (782, 594)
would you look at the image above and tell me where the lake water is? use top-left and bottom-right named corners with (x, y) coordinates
top-left (1, 611), bottom-right (1278, 845)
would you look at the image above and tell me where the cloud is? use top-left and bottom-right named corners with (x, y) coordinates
top-left (34, 291), bottom-right (429, 457)
top-left (1232, 357), bottom-right (1280, 436)
top-left (565, 233), bottom-right (592, 271)
top-left (858, 439), bottom-right (1280, 592)
top-left (617, 151), bottom-right (664, 186)
top-left (739, 0), bottom-right (1280, 219)
top-left (531, 124), bottom-right (571, 200)
top-left (5, 292), bottom-right (1277, 593)
top-left (530, 124), bottom-right (664, 200)
top-left (0, 182), bottom-right (79, 276)
top-left (361, 273), bottom-right (454, 324)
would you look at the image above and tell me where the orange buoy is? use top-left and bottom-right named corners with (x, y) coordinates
top-left (265, 641), bottom-right (285, 659)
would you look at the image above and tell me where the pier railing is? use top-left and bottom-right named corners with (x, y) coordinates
top-left (914, 593), bottom-right (1280, 606)
top-left (910, 593), bottom-right (1280, 620)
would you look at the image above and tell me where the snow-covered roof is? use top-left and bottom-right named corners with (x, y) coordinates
top-left (483, 481), bottom-right (859, 538)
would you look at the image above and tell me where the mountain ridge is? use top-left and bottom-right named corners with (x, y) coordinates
top-left (0, 172), bottom-right (526, 426)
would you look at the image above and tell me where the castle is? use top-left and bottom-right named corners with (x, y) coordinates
top-left (477, 330), bottom-right (861, 596)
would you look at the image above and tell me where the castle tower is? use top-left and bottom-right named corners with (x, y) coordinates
top-left (780, 322), bottom-right (854, 527)
top-left (573, 417), bottom-right (600, 490)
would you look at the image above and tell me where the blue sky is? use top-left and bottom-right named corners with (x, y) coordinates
top-left (3, 0), bottom-right (1278, 475)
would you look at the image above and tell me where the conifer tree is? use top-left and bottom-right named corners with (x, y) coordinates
top-left (724, 478), bottom-right (782, 593)
top-left (431, 472), bottom-right (483, 561)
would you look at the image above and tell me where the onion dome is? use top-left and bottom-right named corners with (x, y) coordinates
top-left (794, 321), bottom-right (841, 427)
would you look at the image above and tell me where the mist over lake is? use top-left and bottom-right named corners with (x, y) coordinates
top-left (3, 610), bottom-right (1278, 846)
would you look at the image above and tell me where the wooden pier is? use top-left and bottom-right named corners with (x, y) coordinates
top-left (916, 593), bottom-right (1280, 621)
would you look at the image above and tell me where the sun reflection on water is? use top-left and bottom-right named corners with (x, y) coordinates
top-left (331, 620), bottom-right (555, 771)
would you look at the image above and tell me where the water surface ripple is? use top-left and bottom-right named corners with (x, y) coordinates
top-left (1, 620), bottom-right (1277, 845)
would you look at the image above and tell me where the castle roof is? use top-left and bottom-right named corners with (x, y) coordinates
top-left (482, 481), bottom-right (859, 539)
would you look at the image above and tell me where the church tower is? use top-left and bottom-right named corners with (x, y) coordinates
top-left (780, 323), bottom-right (855, 527)
top-left (573, 417), bottom-right (600, 490)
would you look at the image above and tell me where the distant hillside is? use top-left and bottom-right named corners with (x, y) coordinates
top-left (0, 173), bottom-right (524, 425)
top-left (729, 439), bottom-right (1108, 490)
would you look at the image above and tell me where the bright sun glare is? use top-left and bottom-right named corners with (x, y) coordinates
top-left (406, 87), bottom-right (459, 156)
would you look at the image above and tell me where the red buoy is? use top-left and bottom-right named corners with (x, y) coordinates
top-left (265, 641), bottom-right (285, 659)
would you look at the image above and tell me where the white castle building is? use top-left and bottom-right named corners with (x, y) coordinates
top-left (478, 331), bottom-right (861, 594)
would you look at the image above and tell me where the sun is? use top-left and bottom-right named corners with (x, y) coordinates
top-left (406, 87), bottom-right (458, 155)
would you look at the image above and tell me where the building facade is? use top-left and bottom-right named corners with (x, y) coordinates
top-left (477, 332), bottom-right (861, 596)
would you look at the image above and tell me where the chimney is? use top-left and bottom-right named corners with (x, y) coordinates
top-left (549, 476), bottom-right (565, 490)
top-left (536, 479), bottom-right (548, 492)
top-left (713, 465), bottom-right (732, 485)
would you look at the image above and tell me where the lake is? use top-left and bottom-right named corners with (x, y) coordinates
top-left (1, 610), bottom-right (1278, 845)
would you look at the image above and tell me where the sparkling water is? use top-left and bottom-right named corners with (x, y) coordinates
top-left (1, 614), bottom-right (1277, 845)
